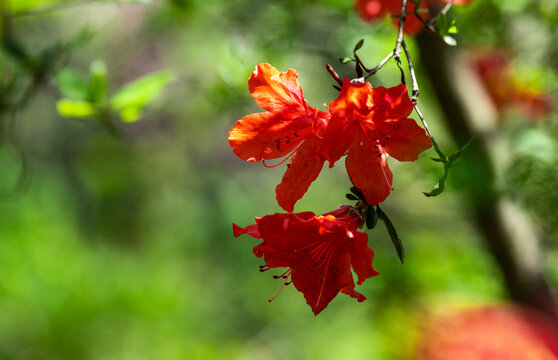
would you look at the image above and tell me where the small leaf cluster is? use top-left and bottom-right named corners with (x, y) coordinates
top-left (56, 62), bottom-right (174, 124)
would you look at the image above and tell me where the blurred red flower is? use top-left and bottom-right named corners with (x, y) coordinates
top-left (321, 79), bottom-right (431, 206)
top-left (228, 63), bottom-right (330, 212)
top-left (416, 304), bottom-right (558, 360)
top-left (355, 0), bottom-right (473, 35)
top-left (471, 51), bottom-right (553, 119)
top-left (233, 206), bottom-right (379, 315)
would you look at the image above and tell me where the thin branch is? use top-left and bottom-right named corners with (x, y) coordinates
top-left (414, 105), bottom-right (445, 160)
top-left (358, 51), bottom-right (395, 82)
top-left (394, 0), bottom-right (408, 62)
top-left (402, 40), bottom-right (419, 102)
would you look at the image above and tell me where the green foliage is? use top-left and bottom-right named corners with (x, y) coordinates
top-left (56, 62), bottom-right (174, 123)
top-left (110, 70), bottom-right (175, 122)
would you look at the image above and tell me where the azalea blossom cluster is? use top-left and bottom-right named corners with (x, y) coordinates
top-left (229, 63), bottom-right (432, 314)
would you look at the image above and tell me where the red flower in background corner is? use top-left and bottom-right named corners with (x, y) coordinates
top-left (321, 79), bottom-right (431, 206)
top-left (228, 63), bottom-right (330, 212)
top-left (416, 304), bottom-right (558, 360)
top-left (471, 51), bottom-right (553, 119)
top-left (355, 0), bottom-right (474, 35)
top-left (233, 206), bottom-right (379, 315)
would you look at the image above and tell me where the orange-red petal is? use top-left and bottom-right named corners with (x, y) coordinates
top-left (349, 232), bottom-right (380, 285)
top-left (372, 84), bottom-right (415, 122)
top-left (276, 136), bottom-right (325, 212)
top-left (228, 111), bottom-right (309, 162)
top-left (346, 131), bottom-right (393, 205)
top-left (378, 118), bottom-right (432, 161)
top-left (248, 63), bottom-right (307, 116)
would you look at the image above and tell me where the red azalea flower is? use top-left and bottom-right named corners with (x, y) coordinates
top-left (233, 206), bottom-right (379, 315)
top-left (321, 79), bottom-right (431, 206)
top-left (355, 0), bottom-right (473, 35)
top-left (228, 63), bottom-right (330, 212)
top-left (471, 51), bottom-right (553, 119)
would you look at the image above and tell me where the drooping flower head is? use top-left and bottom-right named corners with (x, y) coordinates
top-left (229, 63), bottom-right (330, 212)
top-left (233, 206), bottom-right (379, 315)
top-left (321, 79), bottom-right (431, 206)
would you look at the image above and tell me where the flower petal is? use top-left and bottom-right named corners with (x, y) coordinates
top-left (372, 84), bottom-right (414, 121)
top-left (346, 131), bottom-right (393, 205)
top-left (276, 136), bottom-right (325, 212)
top-left (228, 111), bottom-right (310, 162)
top-left (378, 118), bottom-right (432, 161)
top-left (349, 232), bottom-right (379, 285)
top-left (232, 223), bottom-right (261, 238)
top-left (249, 63), bottom-right (307, 115)
top-left (291, 235), bottom-right (353, 315)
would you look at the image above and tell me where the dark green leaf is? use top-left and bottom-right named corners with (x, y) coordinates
top-left (365, 207), bottom-right (378, 229)
top-left (376, 205), bottom-right (405, 263)
top-left (449, 137), bottom-right (474, 162)
top-left (350, 186), bottom-right (364, 200)
top-left (423, 176), bottom-right (446, 197)
top-left (346, 193), bottom-right (359, 201)
top-left (353, 39), bottom-right (364, 53)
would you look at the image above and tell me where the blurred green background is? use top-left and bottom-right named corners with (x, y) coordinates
top-left (0, 0), bottom-right (557, 358)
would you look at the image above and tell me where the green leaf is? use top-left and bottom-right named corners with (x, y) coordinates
top-left (376, 205), bottom-right (405, 263)
top-left (423, 175), bottom-right (446, 197)
top-left (353, 39), bottom-right (364, 53)
top-left (56, 99), bottom-right (96, 118)
top-left (339, 57), bottom-right (354, 64)
top-left (448, 137), bottom-right (474, 163)
top-left (88, 60), bottom-right (108, 104)
top-left (110, 70), bottom-right (175, 122)
top-left (346, 193), bottom-right (359, 201)
top-left (56, 68), bottom-right (88, 100)
top-left (437, 13), bottom-right (448, 35)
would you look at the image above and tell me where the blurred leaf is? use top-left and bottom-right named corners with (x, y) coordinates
top-left (56, 68), bottom-right (88, 100)
top-left (515, 128), bottom-right (557, 164)
top-left (346, 193), bottom-right (359, 201)
top-left (110, 70), bottom-right (174, 122)
top-left (88, 60), bottom-right (108, 104)
top-left (437, 13), bottom-right (448, 35)
top-left (119, 106), bottom-right (142, 123)
top-left (56, 99), bottom-right (96, 118)
top-left (447, 19), bottom-right (458, 35)
top-left (339, 57), bottom-right (354, 64)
